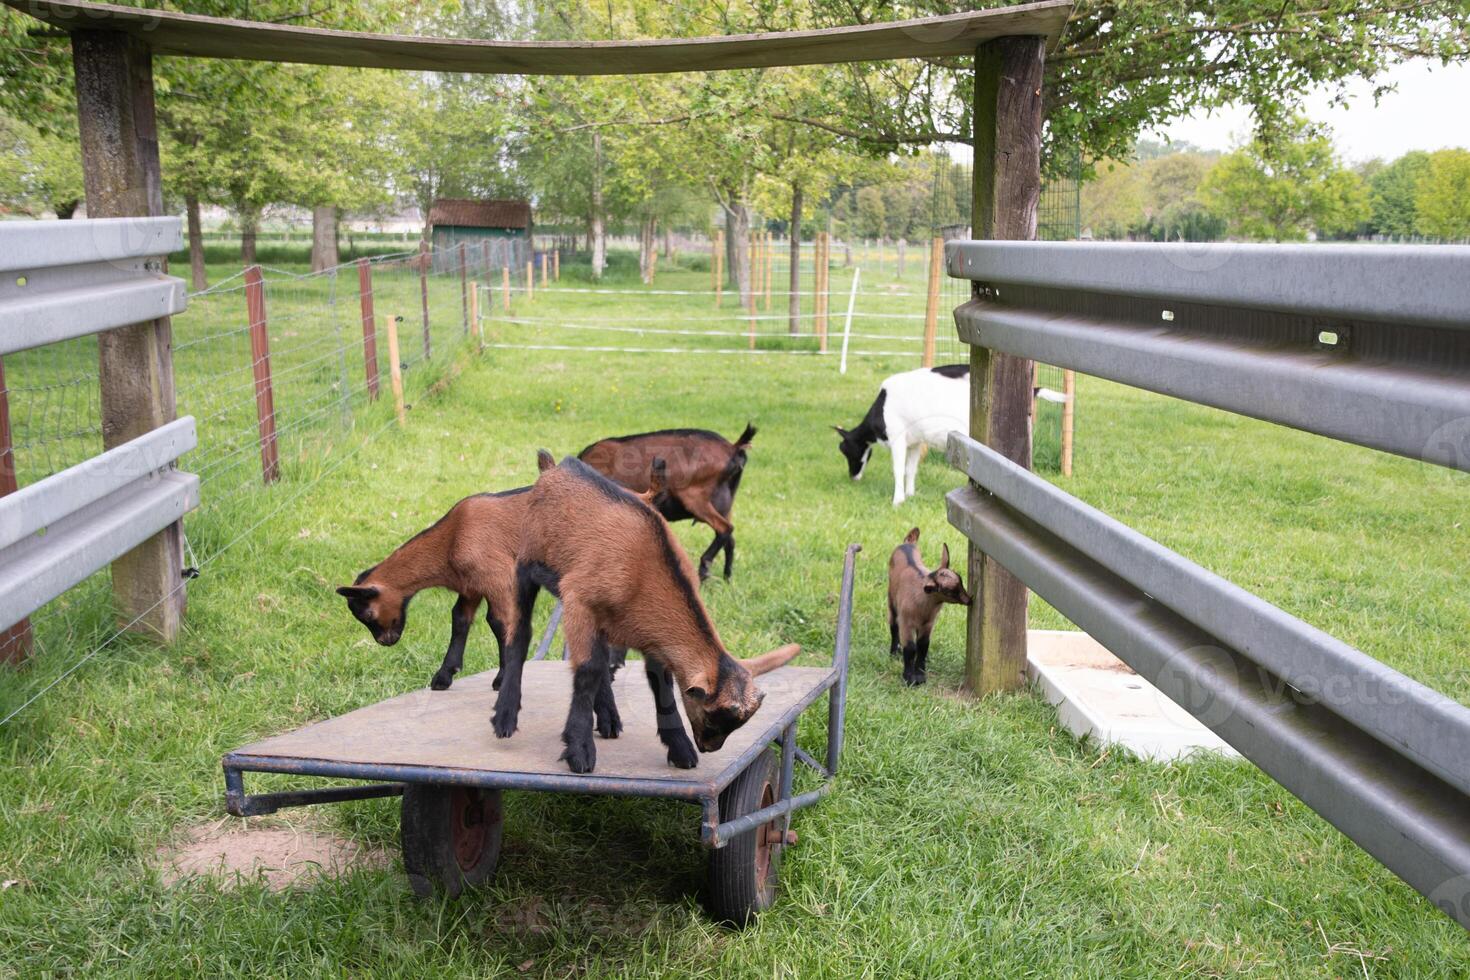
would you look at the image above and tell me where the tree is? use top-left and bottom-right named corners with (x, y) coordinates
top-left (1199, 118), bottom-right (1369, 241)
top-left (0, 113), bottom-right (84, 217)
top-left (1367, 151), bottom-right (1432, 238)
top-left (1415, 148), bottom-right (1470, 240)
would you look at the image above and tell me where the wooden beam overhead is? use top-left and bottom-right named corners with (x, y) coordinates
top-left (6, 0), bottom-right (1071, 75)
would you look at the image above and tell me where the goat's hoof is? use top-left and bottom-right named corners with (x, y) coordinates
top-left (697, 566), bottom-right (711, 583)
top-left (561, 740), bottom-right (596, 774)
top-left (429, 671), bottom-right (453, 691)
top-left (666, 739), bottom-right (699, 770)
top-left (595, 710), bottom-right (623, 739)
top-left (902, 672), bottom-right (925, 687)
top-left (491, 708), bottom-right (519, 738)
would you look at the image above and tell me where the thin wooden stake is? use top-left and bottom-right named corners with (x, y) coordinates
top-left (526, 260), bottom-right (534, 302)
top-left (763, 231), bottom-right (773, 311)
top-left (553, 249), bottom-right (560, 281)
top-left (470, 280), bottom-right (481, 346)
top-left (0, 354), bottom-right (32, 665)
top-left (502, 265), bottom-right (512, 314)
top-left (356, 258), bottom-right (379, 400)
top-left (1062, 369), bottom-right (1076, 477)
top-left (417, 240), bottom-right (431, 360)
top-left (458, 242), bottom-right (469, 334)
top-left (540, 251), bottom-right (548, 288)
top-left (386, 315), bottom-right (406, 427)
top-left (244, 266), bottom-right (279, 484)
top-left (923, 236), bottom-right (943, 366)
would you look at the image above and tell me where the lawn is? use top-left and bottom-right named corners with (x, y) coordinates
top-left (1, 247), bottom-right (1467, 976)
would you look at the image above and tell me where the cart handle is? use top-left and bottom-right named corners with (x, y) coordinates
top-left (826, 543), bottom-right (861, 777)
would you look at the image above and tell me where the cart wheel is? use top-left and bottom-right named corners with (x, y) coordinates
top-left (704, 749), bottom-right (782, 926)
top-left (400, 784), bottom-right (502, 898)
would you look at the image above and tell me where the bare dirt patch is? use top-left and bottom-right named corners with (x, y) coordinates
top-left (153, 817), bottom-right (390, 891)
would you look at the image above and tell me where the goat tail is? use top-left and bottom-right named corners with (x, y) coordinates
top-left (904, 527), bottom-right (921, 544)
top-left (732, 422), bottom-right (757, 449)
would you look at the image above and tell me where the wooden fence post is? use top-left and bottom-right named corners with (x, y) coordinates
top-left (72, 30), bottom-right (185, 640)
top-left (540, 251), bottom-right (548, 287)
top-left (0, 355), bottom-right (31, 665)
top-left (244, 266), bottom-right (280, 484)
top-left (963, 35), bottom-right (1046, 697)
top-left (458, 242), bottom-right (469, 335)
top-left (553, 249), bottom-right (560, 281)
top-left (763, 231), bottom-right (773, 311)
top-left (923, 236), bottom-right (943, 366)
top-left (1061, 369), bottom-right (1076, 477)
top-left (815, 231), bottom-right (830, 350)
top-left (356, 258), bottom-right (379, 401)
top-left (470, 280), bottom-right (481, 346)
top-left (418, 239), bottom-right (431, 360)
top-left (502, 265), bottom-right (512, 314)
top-left (386, 315), bottom-right (406, 427)
top-left (526, 259), bottom-right (534, 301)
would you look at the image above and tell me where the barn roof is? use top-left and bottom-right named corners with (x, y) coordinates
top-left (3, 1), bottom-right (1072, 74)
top-left (429, 199), bottom-right (532, 230)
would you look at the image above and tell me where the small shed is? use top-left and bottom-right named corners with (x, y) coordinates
top-left (428, 198), bottom-right (532, 272)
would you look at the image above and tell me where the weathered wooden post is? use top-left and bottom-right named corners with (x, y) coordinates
top-left (244, 266), bottom-right (280, 485)
top-left (501, 266), bottom-right (512, 314)
top-left (923, 235), bottom-right (943, 366)
top-left (0, 355), bottom-right (30, 664)
top-left (356, 258), bottom-right (379, 401)
top-left (815, 231), bottom-right (830, 350)
top-left (458, 241), bottom-right (469, 334)
top-left (963, 35), bottom-right (1046, 697)
top-left (762, 231), bottom-right (773, 311)
top-left (469, 280), bottom-right (481, 347)
top-left (553, 249), bottom-right (560, 281)
top-left (418, 239), bottom-right (431, 360)
top-left (72, 30), bottom-right (186, 639)
top-left (540, 251), bottom-right (549, 287)
top-left (525, 259), bottom-right (534, 301)
top-left (386, 315), bottom-right (406, 427)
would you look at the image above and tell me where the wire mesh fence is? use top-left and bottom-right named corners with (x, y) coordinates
top-left (0, 242), bottom-right (482, 724)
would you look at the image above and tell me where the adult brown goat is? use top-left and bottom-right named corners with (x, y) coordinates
top-left (578, 423), bottom-right (755, 581)
top-left (492, 455), bottom-right (798, 774)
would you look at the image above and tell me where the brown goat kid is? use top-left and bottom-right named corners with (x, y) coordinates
top-left (337, 454), bottom-right (560, 691)
top-left (494, 456), bottom-right (798, 774)
top-left (578, 424), bottom-right (755, 581)
top-left (887, 527), bottom-right (971, 687)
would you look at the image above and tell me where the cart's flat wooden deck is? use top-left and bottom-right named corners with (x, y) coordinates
top-left (226, 662), bottom-right (834, 799)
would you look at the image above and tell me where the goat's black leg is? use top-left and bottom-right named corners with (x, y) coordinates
top-left (722, 531), bottom-right (736, 580)
top-left (914, 634), bottom-right (930, 686)
top-left (696, 530), bottom-right (732, 583)
top-left (560, 632), bottom-right (609, 774)
top-left (593, 646), bottom-right (624, 739)
top-left (901, 642), bottom-right (921, 687)
top-left (646, 660), bottom-right (698, 769)
top-left (486, 608), bottom-right (507, 691)
top-left (430, 595), bottom-right (480, 691)
top-left (491, 573), bottom-right (539, 738)
top-left (888, 602), bottom-right (899, 658)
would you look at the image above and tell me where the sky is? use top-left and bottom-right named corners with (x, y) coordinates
top-left (1156, 59), bottom-right (1470, 163)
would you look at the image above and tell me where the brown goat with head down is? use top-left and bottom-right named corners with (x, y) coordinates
top-left (578, 423), bottom-right (755, 581)
top-left (887, 527), bottom-right (970, 687)
top-left (492, 455), bottom-right (798, 774)
top-left (336, 486), bottom-right (535, 692)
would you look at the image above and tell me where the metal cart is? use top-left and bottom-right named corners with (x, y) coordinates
top-left (222, 544), bottom-right (860, 925)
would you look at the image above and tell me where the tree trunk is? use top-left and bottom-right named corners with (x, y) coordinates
top-left (590, 131), bottom-right (606, 279)
top-left (185, 194), bottom-right (206, 291)
top-left (788, 182), bottom-right (803, 335)
top-left (724, 202), bottom-right (751, 308)
top-left (240, 204), bottom-right (258, 264)
top-left (663, 224), bottom-right (673, 259)
top-left (311, 205), bottom-right (338, 272)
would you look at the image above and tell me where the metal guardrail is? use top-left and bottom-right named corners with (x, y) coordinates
top-left (0, 218), bottom-right (199, 634)
top-left (0, 217), bottom-right (187, 356)
top-left (944, 241), bottom-right (1470, 931)
top-left (947, 241), bottom-right (1470, 472)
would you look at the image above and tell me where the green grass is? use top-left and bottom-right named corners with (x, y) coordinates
top-left (1, 250), bottom-right (1468, 976)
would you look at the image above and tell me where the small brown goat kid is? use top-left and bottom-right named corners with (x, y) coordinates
top-left (494, 455), bottom-right (798, 774)
top-left (578, 424), bottom-right (755, 581)
top-left (887, 527), bottom-right (971, 687)
top-left (336, 453), bottom-right (561, 692)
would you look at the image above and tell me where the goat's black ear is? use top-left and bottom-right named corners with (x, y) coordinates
top-left (685, 686), bottom-right (709, 701)
top-left (337, 585), bottom-right (379, 600)
top-left (649, 456), bottom-right (668, 494)
top-left (922, 582), bottom-right (938, 594)
top-left (831, 425), bottom-right (849, 438)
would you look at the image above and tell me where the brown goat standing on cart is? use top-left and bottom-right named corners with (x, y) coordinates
top-left (494, 455), bottom-right (798, 774)
top-left (578, 424), bottom-right (755, 581)
top-left (887, 527), bottom-right (971, 687)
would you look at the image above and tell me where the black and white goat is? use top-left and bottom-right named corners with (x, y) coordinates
top-left (834, 364), bottom-right (969, 505)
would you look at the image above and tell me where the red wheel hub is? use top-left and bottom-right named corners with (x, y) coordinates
top-left (754, 781), bottom-right (776, 886)
top-left (451, 787), bottom-right (487, 870)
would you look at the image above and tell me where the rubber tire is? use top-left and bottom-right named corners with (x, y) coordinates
top-left (400, 784), bottom-right (503, 898)
top-left (704, 749), bottom-right (782, 926)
